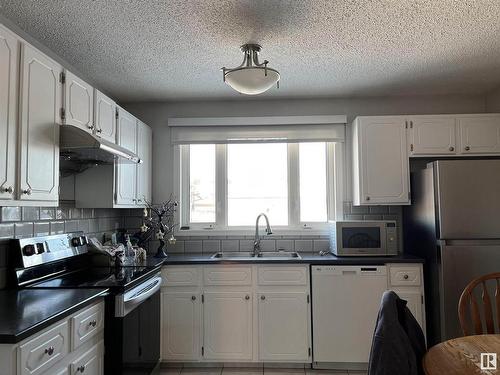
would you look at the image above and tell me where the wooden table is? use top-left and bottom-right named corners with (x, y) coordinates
top-left (423, 335), bottom-right (500, 374)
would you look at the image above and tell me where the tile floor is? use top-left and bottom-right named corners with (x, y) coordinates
top-left (161, 368), bottom-right (367, 375)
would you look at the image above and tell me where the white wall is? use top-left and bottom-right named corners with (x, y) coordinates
top-left (124, 95), bottom-right (486, 203)
top-left (486, 87), bottom-right (500, 112)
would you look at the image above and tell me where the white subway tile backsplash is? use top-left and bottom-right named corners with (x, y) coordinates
top-left (276, 240), bottom-right (294, 251)
top-left (221, 239), bottom-right (239, 252)
top-left (185, 240), bottom-right (203, 253)
top-left (0, 223), bottom-right (15, 239)
top-left (64, 220), bottom-right (78, 232)
top-left (1, 207), bottom-right (21, 222)
top-left (34, 222), bottom-right (50, 236)
top-left (14, 222), bottom-right (33, 238)
top-left (168, 240), bottom-right (185, 254)
top-left (259, 239), bottom-right (276, 252)
top-left (77, 219), bottom-right (90, 233)
top-left (294, 240), bottom-right (313, 252)
top-left (239, 240), bottom-right (254, 252)
top-left (202, 240), bottom-right (220, 254)
top-left (50, 221), bottom-right (65, 234)
top-left (22, 207), bottom-right (40, 221)
top-left (313, 239), bottom-right (330, 252)
top-left (39, 207), bottom-right (56, 220)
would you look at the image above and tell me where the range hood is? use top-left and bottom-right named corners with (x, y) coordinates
top-left (60, 125), bottom-right (141, 175)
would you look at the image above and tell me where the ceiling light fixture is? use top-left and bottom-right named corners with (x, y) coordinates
top-left (221, 44), bottom-right (280, 95)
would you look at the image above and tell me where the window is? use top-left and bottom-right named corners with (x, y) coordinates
top-left (179, 142), bottom-right (342, 232)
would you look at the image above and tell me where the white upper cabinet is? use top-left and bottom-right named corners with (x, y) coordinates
top-left (409, 116), bottom-right (457, 156)
top-left (458, 115), bottom-right (500, 154)
top-left (94, 89), bottom-right (116, 143)
top-left (63, 71), bottom-right (94, 132)
top-left (115, 107), bottom-right (137, 205)
top-left (0, 25), bottom-right (19, 201)
top-left (136, 120), bottom-right (152, 205)
top-left (18, 43), bottom-right (62, 202)
top-left (352, 116), bottom-right (410, 205)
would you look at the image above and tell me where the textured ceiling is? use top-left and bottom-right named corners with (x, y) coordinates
top-left (1, 0), bottom-right (500, 101)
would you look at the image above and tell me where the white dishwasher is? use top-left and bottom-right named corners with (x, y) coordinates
top-left (311, 265), bottom-right (387, 370)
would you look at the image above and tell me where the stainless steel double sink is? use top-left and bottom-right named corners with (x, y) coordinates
top-left (210, 251), bottom-right (302, 260)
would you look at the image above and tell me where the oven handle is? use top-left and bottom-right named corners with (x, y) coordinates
top-left (116, 275), bottom-right (162, 317)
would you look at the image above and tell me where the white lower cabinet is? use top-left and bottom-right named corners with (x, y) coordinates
top-left (203, 292), bottom-right (253, 360)
top-left (161, 292), bottom-right (202, 361)
top-left (258, 292), bottom-right (310, 361)
top-left (161, 265), bottom-right (311, 364)
top-left (0, 301), bottom-right (104, 375)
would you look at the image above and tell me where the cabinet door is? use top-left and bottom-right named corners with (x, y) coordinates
top-left (18, 43), bottom-right (61, 202)
top-left (94, 89), bottom-right (116, 143)
top-left (70, 342), bottom-right (103, 375)
top-left (0, 25), bottom-right (19, 200)
top-left (258, 292), bottom-right (310, 362)
top-left (63, 71), bottom-right (93, 132)
top-left (161, 292), bottom-right (201, 361)
top-left (409, 117), bottom-right (457, 156)
top-left (203, 292), bottom-right (253, 360)
top-left (115, 108), bottom-right (137, 205)
top-left (392, 289), bottom-right (424, 330)
top-left (356, 117), bottom-right (410, 205)
top-left (136, 121), bottom-right (152, 205)
top-left (459, 116), bottom-right (500, 154)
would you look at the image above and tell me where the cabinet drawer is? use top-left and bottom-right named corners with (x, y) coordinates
top-left (70, 341), bottom-right (103, 375)
top-left (389, 266), bottom-right (421, 286)
top-left (258, 266), bottom-right (308, 286)
top-left (204, 266), bottom-right (252, 286)
top-left (19, 321), bottom-right (70, 375)
top-left (71, 302), bottom-right (104, 350)
top-left (162, 266), bottom-right (201, 287)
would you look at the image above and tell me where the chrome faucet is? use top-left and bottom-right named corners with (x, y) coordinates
top-left (253, 213), bottom-right (273, 256)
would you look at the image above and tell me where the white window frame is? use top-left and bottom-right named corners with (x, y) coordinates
top-left (174, 142), bottom-right (344, 235)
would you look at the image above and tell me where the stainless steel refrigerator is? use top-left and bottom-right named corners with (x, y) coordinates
top-left (404, 159), bottom-right (500, 345)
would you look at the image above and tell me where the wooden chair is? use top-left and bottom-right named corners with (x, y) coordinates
top-left (458, 272), bottom-right (500, 336)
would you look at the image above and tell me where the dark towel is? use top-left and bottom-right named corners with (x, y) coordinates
top-left (368, 291), bottom-right (427, 375)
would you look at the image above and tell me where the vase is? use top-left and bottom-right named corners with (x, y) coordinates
top-left (154, 239), bottom-right (168, 258)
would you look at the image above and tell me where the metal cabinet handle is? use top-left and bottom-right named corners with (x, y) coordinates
top-left (465, 146), bottom-right (470, 151)
top-left (245, 295), bottom-right (250, 300)
top-left (260, 295), bottom-right (265, 300)
top-left (2, 186), bottom-right (13, 194)
top-left (77, 365), bottom-right (86, 373)
top-left (44, 346), bottom-right (54, 356)
top-left (191, 295), bottom-right (196, 301)
top-left (22, 188), bottom-right (32, 195)
top-left (449, 146), bottom-right (454, 152)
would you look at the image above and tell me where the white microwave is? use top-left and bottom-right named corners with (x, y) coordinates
top-left (329, 220), bottom-right (398, 256)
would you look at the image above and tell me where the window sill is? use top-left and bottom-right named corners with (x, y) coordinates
top-left (175, 228), bottom-right (329, 238)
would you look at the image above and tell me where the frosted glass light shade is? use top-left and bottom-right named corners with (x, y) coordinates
top-left (225, 67), bottom-right (280, 95)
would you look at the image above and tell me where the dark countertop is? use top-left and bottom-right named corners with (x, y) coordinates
top-left (161, 252), bottom-right (424, 265)
top-left (0, 288), bottom-right (108, 344)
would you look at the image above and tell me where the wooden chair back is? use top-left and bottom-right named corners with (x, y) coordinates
top-left (458, 272), bottom-right (500, 336)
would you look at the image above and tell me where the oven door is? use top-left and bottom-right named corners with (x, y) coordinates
top-left (337, 223), bottom-right (386, 255)
top-left (106, 275), bottom-right (162, 375)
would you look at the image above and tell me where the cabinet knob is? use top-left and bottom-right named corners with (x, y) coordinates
top-left (260, 295), bottom-right (265, 300)
top-left (365, 196), bottom-right (370, 201)
top-left (192, 295), bottom-right (196, 301)
top-left (22, 188), bottom-right (32, 195)
top-left (78, 365), bottom-right (86, 373)
top-left (97, 128), bottom-right (102, 133)
top-left (2, 186), bottom-right (13, 194)
top-left (87, 125), bottom-right (95, 131)
top-left (44, 346), bottom-right (54, 356)
top-left (403, 274), bottom-right (409, 280)
top-left (449, 146), bottom-right (454, 152)
top-left (465, 146), bottom-right (470, 151)
top-left (245, 295), bottom-right (250, 300)
top-left (88, 319), bottom-right (97, 327)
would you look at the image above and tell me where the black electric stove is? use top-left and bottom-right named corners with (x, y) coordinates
top-left (10, 232), bottom-right (162, 375)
